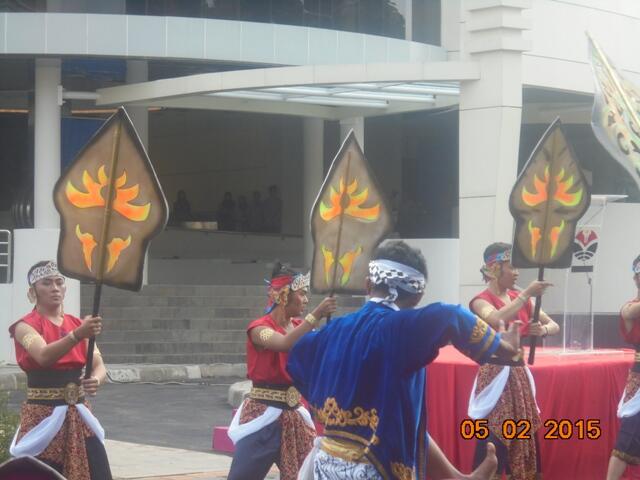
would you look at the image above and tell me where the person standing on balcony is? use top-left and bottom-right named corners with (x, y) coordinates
top-left (227, 262), bottom-right (336, 480)
top-left (263, 185), bottom-right (283, 233)
top-left (468, 242), bottom-right (559, 480)
top-left (607, 254), bottom-right (640, 480)
top-left (8, 260), bottom-right (112, 480)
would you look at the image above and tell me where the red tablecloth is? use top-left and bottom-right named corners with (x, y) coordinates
top-left (427, 346), bottom-right (639, 479)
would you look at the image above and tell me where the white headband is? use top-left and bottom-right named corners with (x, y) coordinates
top-left (369, 259), bottom-right (426, 303)
top-left (28, 262), bottom-right (63, 286)
top-left (291, 271), bottom-right (310, 291)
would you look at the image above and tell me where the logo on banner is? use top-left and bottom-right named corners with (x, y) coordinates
top-left (571, 229), bottom-right (598, 272)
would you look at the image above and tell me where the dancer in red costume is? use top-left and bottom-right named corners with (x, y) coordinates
top-left (9, 261), bottom-right (111, 480)
top-left (227, 262), bottom-right (336, 480)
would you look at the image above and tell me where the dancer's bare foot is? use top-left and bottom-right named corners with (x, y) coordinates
top-left (468, 442), bottom-right (497, 480)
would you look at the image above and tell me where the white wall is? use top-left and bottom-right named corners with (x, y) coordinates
top-left (392, 238), bottom-right (460, 306)
top-left (517, 202), bottom-right (640, 315)
top-left (11, 229), bottom-right (80, 322)
top-left (0, 284), bottom-right (13, 364)
top-left (524, 0), bottom-right (640, 93)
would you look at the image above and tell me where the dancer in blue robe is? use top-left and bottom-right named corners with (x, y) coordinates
top-left (288, 240), bottom-right (522, 479)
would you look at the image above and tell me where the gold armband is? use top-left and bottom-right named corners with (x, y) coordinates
top-left (305, 313), bottom-right (317, 327)
top-left (478, 305), bottom-right (494, 319)
top-left (259, 328), bottom-right (275, 343)
top-left (20, 332), bottom-right (41, 351)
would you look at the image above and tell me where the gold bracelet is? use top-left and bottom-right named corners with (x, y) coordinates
top-left (68, 330), bottom-right (79, 343)
top-left (517, 295), bottom-right (528, 304)
top-left (305, 313), bottom-right (317, 327)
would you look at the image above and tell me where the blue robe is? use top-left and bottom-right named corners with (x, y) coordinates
top-left (286, 301), bottom-right (501, 479)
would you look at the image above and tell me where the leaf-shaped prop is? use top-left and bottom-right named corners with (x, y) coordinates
top-left (310, 131), bottom-right (392, 294)
top-left (54, 108), bottom-right (168, 291)
top-left (588, 33), bottom-right (640, 190)
top-left (509, 119), bottom-right (591, 269)
top-left (53, 107), bottom-right (168, 378)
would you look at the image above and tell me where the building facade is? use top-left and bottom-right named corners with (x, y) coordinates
top-left (1, 0), bottom-right (640, 362)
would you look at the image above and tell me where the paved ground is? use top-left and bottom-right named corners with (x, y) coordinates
top-left (5, 378), bottom-right (280, 479)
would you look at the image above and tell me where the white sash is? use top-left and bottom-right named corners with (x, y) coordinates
top-left (468, 365), bottom-right (539, 419)
top-left (228, 400), bottom-right (314, 445)
top-left (10, 404), bottom-right (105, 458)
top-left (618, 385), bottom-right (640, 418)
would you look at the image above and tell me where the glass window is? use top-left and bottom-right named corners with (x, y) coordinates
top-left (202, 0), bottom-right (239, 20)
top-left (332, 0), bottom-right (359, 33)
top-left (412, 0), bottom-right (440, 45)
top-left (272, 0), bottom-right (304, 26)
top-left (239, 0), bottom-right (272, 22)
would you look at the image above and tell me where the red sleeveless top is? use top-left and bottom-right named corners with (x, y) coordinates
top-left (9, 310), bottom-right (87, 371)
top-left (620, 299), bottom-right (640, 345)
top-left (470, 288), bottom-right (532, 336)
top-left (246, 313), bottom-right (302, 385)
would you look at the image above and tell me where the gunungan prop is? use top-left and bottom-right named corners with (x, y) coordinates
top-left (53, 107), bottom-right (168, 376)
top-left (509, 118), bottom-right (590, 363)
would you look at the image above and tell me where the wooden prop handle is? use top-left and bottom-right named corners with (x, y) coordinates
top-left (325, 291), bottom-right (335, 323)
top-left (84, 283), bottom-right (102, 379)
top-left (527, 268), bottom-right (544, 365)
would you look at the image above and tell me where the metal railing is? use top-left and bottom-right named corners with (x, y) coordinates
top-left (0, 230), bottom-right (12, 283)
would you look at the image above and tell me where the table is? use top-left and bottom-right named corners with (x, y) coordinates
top-left (426, 346), bottom-right (638, 479)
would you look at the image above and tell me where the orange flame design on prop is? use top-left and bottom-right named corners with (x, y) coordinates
top-left (549, 220), bottom-right (565, 258)
top-left (106, 236), bottom-right (132, 272)
top-left (321, 245), bottom-right (363, 286)
top-left (338, 245), bottom-right (363, 286)
top-left (319, 178), bottom-right (380, 222)
top-left (75, 225), bottom-right (97, 271)
top-left (527, 221), bottom-right (541, 258)
top-left (66, 166), bottom-right (151, 222)
top-left (553, 169), bottom-right (583, 207)
top-left (321, 246), bottom-right (335, 285)
top-left (522, 167), bottom-right (549, 207)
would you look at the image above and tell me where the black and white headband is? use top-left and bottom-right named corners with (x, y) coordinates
top-left (28, 261), bottom-right (62, 286)
top-left (368, 259), bottom-right (426, 302)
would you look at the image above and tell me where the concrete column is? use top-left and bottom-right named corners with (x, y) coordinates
top-left (339, 117), bottom-right (364, 150)
top-left (126, 60), bottom-right (149, 148)
top-left (34, 58), bottom-right (61, 229)
top-left (303, 118), bottom-right (324, 269)
top-left (458, 0), bottom-right (532, 304)
top-left (126, 60), bottom-right (150, 284)
top-left (8, 60), bottom-right (80, 361)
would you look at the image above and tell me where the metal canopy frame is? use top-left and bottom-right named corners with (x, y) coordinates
top-left (97, 62), bottom-right (478, 119)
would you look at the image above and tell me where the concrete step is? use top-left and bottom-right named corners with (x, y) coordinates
top-left (83, 296), bottom-right (270, 308)
top-left (83, 284), bottom-right (272, 297)
top-left (100, 341), bottom-right (245, 355)
top-left (98, 329), bottom-right (247, 343)
top-left (83, 294), bottom-right (365, 309)
top-left (81, 282), bottom-right (364, 365)
top-left (99, 318), bottom-right (252, 331)
top-left (101, 353), bottom-right (246, 364)
top-left (91, 305), bottom-right (260, 320)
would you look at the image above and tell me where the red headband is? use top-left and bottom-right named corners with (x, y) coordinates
top-left (269, 276), bottom-right (293, 290)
